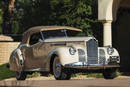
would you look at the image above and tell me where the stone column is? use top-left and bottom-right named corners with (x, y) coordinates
top-left (103, 21), bottom-right (112, 46)
top-left (98, 0), bottom-right (120, 46)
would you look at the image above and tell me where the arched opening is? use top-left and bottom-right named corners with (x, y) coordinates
top-left (113, 7), bottom-right (130, 72)
top-left (98, 0), bottom-right (130, 72)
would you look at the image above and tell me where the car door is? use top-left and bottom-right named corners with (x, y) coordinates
top-left (24, 32), bottom-right (46, 69)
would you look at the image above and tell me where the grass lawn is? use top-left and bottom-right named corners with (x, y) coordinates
top-left (0, 63), bottom-right (41, 80)
top-left (0, 63), bottom-right (15, 80)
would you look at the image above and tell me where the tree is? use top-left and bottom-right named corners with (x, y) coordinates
top-left (2, 0), bottom-right (15, 34)
top-left (49, 0), bottom-right (96, 36)
top-left (49, 0), bottom-right (103, 45)
top-left (14, 0), bottom-right (99, 36)
top-left (5, 0), bottom-right (102, 44)
top-left (13, 0), bottom-right (51, 33)
top-left (0, 9), bottom-right (3, 34)
top-left (0, 1), bottom-right (4, 34)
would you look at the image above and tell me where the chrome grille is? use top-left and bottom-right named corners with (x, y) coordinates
top-left (87, 39), bottom-right (98, 64)
top-left (78, 49), bottom-right (86, 62)
top-left (99, 49), bottom-right (106, 64)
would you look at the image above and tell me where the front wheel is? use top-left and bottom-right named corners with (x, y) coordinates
top-left (103, 69), bottom-right (117, 79)
top-left (53, 56), bottom-right (71, 80)
top-left (16, 71), bottom-right (27, 80)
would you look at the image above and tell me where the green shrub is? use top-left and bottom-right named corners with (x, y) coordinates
top-left (72, 72), bottom-right (121, 78)
top-left (86, 73), bottom-right (103, 78)
top-left (72, 73), bottom-right (82, 77)
top-left (72, 73), bottom-right (103, 78)
top-left (27, 72), bottom-right (41, 78)
top-left (116, 72), bottom-right (122, 77)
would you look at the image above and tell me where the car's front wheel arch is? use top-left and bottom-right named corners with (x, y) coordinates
top-left (52, 55), bottom-right (71, 80)
top-left (50, 54), bottom-right (57, 74)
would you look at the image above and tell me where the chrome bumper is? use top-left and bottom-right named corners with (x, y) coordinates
top-left (64, 62), bottom-right (120, 69)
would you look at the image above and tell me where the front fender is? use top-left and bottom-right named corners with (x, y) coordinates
top-left (98, 47), bottom-right (120, 64)
top-left (48, 47), bottom-right (79, 66)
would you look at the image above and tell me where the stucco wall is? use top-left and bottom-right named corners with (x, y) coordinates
top-left (0, 42), bottom-right (20, 65)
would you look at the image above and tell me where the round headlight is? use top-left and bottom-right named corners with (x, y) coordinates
top-left (107, 46), bottom-right (114, 55)
top-left (69, 46), bottom-right (76, 55)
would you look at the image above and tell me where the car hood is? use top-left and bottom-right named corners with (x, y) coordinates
top-left (44, 37), bottom-right (95, 42)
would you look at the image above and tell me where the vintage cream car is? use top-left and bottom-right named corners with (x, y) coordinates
top-left (9, 26), bottom-right (120, 80)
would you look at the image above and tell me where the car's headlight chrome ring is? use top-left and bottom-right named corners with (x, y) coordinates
top-left (69, 46), bottom-right (76, 55)
top-left (107, 46), bottom-right (114, 55)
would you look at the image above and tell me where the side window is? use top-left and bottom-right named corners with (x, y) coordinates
top-left (29, 33), bottom-right (42, 45)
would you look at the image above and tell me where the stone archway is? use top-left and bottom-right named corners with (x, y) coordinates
top-left (98, 0), bottom-right (130, 72)
top-left (113, 8), bottom-right (130, 72)
top-left (113, 0), bottom-right (130, 72)
top-left (98, 0), bottom-right (120, 46)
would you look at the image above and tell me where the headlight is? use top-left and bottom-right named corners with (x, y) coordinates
top-left (107, 46), bottom-right (114, 55)
top-left (69, 46), bottom-right (76, 55)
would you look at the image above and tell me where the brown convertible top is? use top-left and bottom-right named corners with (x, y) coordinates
top-left (22, 26), bottom-right (82, 44)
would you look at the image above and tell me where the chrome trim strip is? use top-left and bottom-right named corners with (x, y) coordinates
top-left (65, 62), bottom-right (120, 69)
top-left (24, 68), bottom-right (45, 71)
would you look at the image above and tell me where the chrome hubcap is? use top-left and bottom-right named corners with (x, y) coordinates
top-left (16, 71), bottom-right (21, 78)
top-left (53, 57), bottom-right (61, 78)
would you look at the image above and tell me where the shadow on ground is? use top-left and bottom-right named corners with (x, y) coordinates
top-left (122, 72), bottom-right (130, 76)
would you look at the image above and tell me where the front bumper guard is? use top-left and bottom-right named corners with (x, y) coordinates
top-left (64, 62), bottom-right (120, 69)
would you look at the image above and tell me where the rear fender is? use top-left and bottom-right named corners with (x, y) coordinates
top-left (9, 49), bottom-right (24, 72)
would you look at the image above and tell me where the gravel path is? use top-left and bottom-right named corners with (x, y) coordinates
top-left (1, 77), bottom-right (130, 87)
top-left (3, 75), bottom-right (130, 81)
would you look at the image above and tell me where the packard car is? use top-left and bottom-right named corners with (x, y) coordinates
top-left (9, 26), bottom-right (120, 80)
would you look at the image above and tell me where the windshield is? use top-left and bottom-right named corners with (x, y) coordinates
top-left (40, 29), bottom-right (80, 40)
top-left (41, 30), bottom-right (67, 40)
